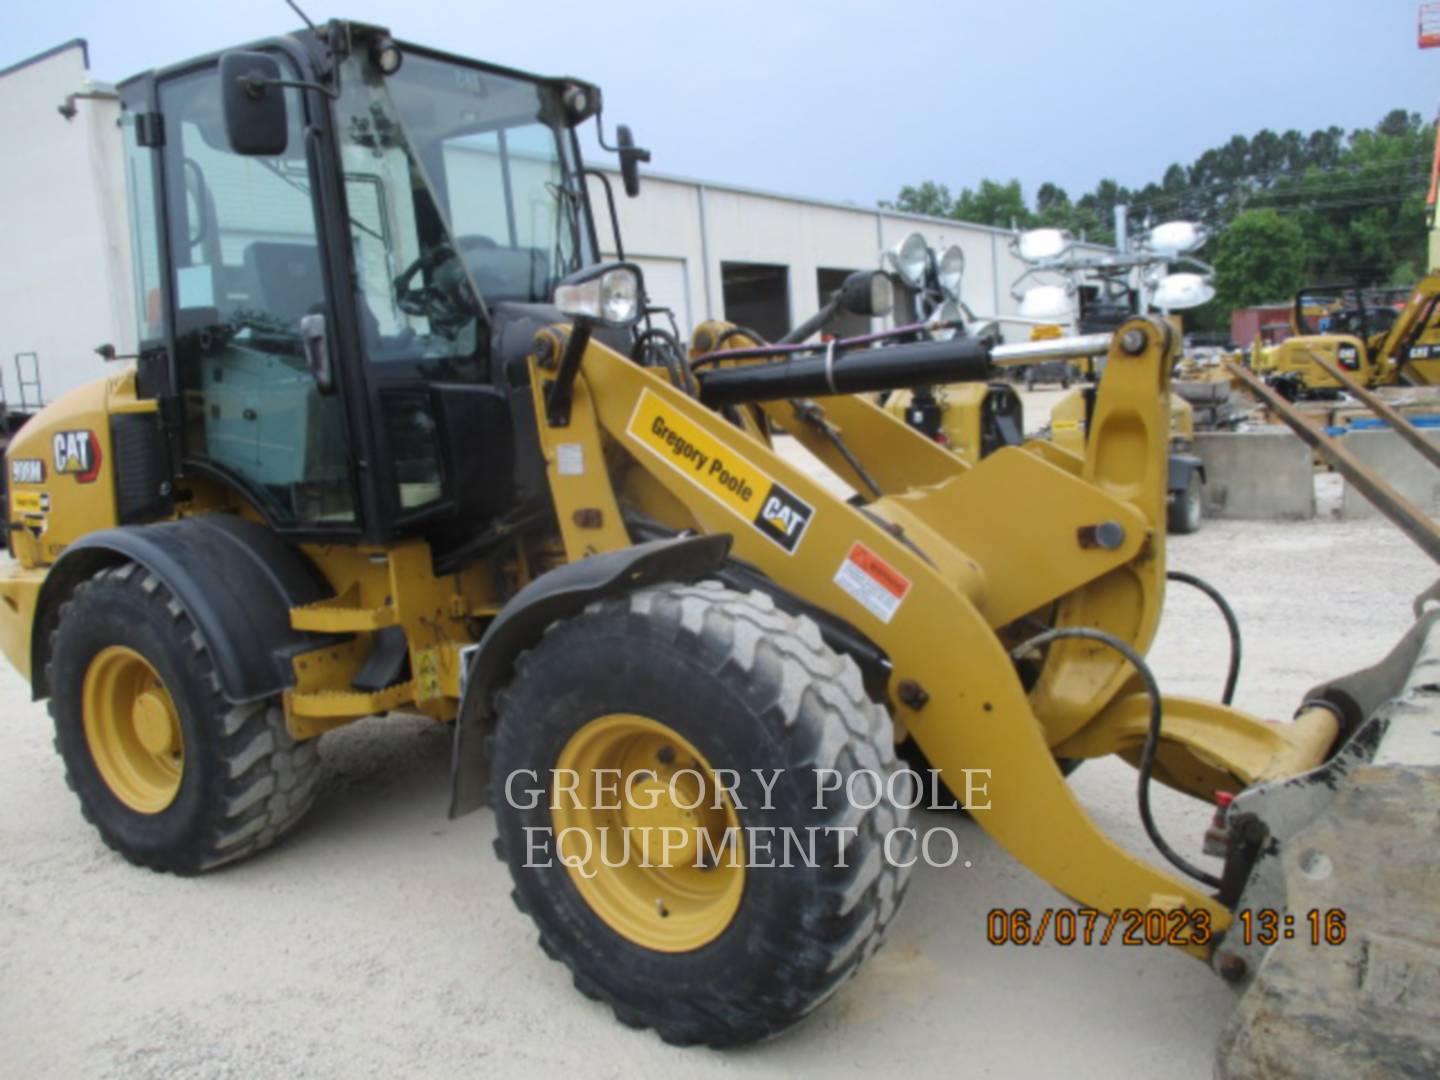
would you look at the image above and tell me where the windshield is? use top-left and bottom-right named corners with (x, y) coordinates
top-left (334, 49), bottom-right (593, 369)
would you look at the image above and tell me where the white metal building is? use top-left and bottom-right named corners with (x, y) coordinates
top-left (0, 39), bottom-right (1114, 408)
top-left (587, 168), bottom-right (1114, 343)
top-left (0, 41), bottom-right (130, 407)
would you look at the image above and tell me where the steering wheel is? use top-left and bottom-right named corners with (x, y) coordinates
top-left (393, 241), bottom-right (482, 337)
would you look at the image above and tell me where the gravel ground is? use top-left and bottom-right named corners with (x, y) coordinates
top-left (1, 405), bottom-right (1433, 1079)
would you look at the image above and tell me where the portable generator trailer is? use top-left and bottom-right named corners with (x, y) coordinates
top-left (1, 18), bottom-right (1439, 1074)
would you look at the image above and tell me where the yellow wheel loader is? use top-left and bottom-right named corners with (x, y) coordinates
top-left (1048, 382), bottom-right (1206, 533)
top-left (2, 19), bottom-right (1439, 1072)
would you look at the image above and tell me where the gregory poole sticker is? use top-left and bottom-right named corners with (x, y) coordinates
top-left (626, 388), bottom-right (814, 554)
top-left (834, 541), bottom-right (911, 624)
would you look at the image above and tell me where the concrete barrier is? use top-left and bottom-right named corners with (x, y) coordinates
top-left (1195, 430), bottom-right (1315, 520)
top-left (1339, 429), bottom-right (1440, 520)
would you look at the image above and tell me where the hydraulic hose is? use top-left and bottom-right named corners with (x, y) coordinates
top-left (713, 325), bottom-right (772, 350)
top-left (1010, 626), bottom-right (1224, 890)
top-left (1165, 570), bottom-right (1243, 706)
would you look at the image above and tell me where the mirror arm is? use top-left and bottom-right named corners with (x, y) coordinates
top-left (239, 74), bottom-right (339, 101)
top-left (594, 108), bottom-right (620, 152)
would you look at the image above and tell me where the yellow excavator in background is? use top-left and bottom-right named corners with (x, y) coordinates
top-left (0, 18), bottom-right (1437, 1077)
top-left (1257, 278), bottom-right (1440, 398)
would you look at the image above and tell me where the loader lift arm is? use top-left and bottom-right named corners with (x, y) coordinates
top-left (510, 314), bottom-right (1368, 961)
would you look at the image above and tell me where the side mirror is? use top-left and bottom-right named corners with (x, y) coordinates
top-left (616, 125), bottom-right (650, 198)
top-left (838, 270), bottom-right (894, 318)
top-left (220, 51), bottom-right (288, 156)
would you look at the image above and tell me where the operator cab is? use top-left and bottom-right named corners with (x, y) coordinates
top-left (118, 20), bottom-right (646, 557)
top-left (1292, 285), bottom-right (1397, 369)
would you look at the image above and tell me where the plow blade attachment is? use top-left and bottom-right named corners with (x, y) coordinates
top-left (1216, 613), bottom-right (1440, 1079)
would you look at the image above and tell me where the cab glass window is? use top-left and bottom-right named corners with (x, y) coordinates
top-left (158, 61), bottom-right (356, 528)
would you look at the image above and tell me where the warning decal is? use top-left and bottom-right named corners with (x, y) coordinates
top-left (833, 541), bottom-right (911, 624)
top-left (626, 388), bottom-right (813, 554)
top-left (11, 490), bottom-right (49, 516)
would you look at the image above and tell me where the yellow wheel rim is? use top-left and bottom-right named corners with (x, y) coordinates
top-left (552, 714), bottom-right (745, 952)
top-left (82, 646), bottom-right (185, 814)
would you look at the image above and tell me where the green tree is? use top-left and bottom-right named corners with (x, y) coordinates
top-left (1212, 209), bottom-right (1306, 309)
top-left (881, 181), bottom-right (955, 217)
top-left (953, 179), bottom-right (1033, 228)
top-left (882, 108), bottom-right (1436, 321)
top-left (1034, 181), bottom-right (1072, 226)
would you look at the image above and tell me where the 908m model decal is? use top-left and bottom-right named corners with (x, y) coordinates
top-left (626, 388), bottom-right (814, 554)
top-left (9, 458), bottom-right (45, 485)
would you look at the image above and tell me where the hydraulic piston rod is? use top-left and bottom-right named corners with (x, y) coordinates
top-left (989, 333), bottom-right (1113, 367)
top-left (694, 329), bottom-right (1117, 407)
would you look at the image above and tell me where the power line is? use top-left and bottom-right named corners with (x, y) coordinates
top-left (1123, 155), bottom-right (1434, 213)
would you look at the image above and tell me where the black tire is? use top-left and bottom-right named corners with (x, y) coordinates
top-left (1168, 472), bottom-right (1204, 535)
top-left (48, 562), bottom-right (321, 874)
top-left (489, 581), bottom-right (913, 1046)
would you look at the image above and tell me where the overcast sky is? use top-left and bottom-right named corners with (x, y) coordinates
top-left (6, 0), bottom-right (1435, 207)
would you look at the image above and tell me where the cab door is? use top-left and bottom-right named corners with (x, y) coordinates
top-left (149, 57), bottom-right (360, 534)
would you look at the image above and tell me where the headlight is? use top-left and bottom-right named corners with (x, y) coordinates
top-left (1152, 272), bottom-right (1215, 311)
top-left (884, 232), bottom-right (929, 289)
top-left (1146, 220), bottom-right (1206, 257)
top-left (1016, 228), bottom-right (1072, 264)
top-left (1018, 284), bottom-right (1073, 321)
top-left (935, 244), bottom-right (965, 300)
top-left (554, 263), bottom-right (644, 326)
